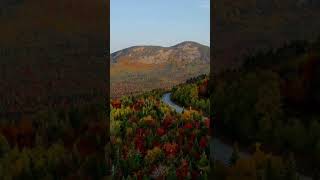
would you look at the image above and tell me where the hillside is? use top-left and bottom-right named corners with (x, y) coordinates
top-left (110, 41), bottom-right (210, 98)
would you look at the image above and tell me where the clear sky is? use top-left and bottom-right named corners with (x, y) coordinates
top-left (111, 0), bottom-right (210, 53)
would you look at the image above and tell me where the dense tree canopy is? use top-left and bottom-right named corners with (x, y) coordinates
top-left (212, 38), bottom-right (320, 176)
top-left (171, 74), bottom-right (210, 116)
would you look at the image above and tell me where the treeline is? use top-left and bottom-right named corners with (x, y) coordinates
top-left (171, 74), bottom-right (210, 116)
top-left (185, 74), bottom-right (208, 84)
top-left (212, 38), bottom-right (320, 175)
top-left (214, 143), bottom-right (301, 180)
top-left (0, 103), bottom-right (108, 179)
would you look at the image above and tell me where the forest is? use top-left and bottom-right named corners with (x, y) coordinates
top-left (110, 90), bottom-right (210, 179)
top-left (213, 143), bottom-right (300, 180)
top-left (169, 75), bottom-right (303, 179)
top-left (212, 37), bottom-right (320, 177)
top-left (171, 74), bottom-right (210, 116)
top-left (0, 102), bottom-right (108, 179)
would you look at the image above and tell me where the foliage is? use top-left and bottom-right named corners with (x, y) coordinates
top-left (172, 74), bottom-right (210, 116)
top-left (0, 104), bottom-right (108, 179)
top-left (213, 143), bottom-right (299, 180)
top-left (212, 38), bottom-right (320, 173)
top-left (110, 93), bottom-right (210, 179)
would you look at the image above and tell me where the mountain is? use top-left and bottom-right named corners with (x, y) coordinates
top-left (111, 41), bottom-right (210, 64)
top-left (110, 41), bottom-right (210, 98)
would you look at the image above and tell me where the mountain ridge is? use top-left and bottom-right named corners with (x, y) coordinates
top-left (111, 41), bottom-right (210, 64)
top-left (111, 41), bottom-right (209, 53)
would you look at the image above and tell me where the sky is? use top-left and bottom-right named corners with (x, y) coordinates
top-left (111, 0), bottom-right (210, 53)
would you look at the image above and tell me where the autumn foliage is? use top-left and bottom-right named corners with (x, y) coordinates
top-left (110, 93), bottom-right (210, 179)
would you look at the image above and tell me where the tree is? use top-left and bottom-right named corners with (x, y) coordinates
top-left (264, 157), bottom-right (285, 180)
top-left (309, 119), bottom-right (320, 150)
top-left (229, 143), bottom-right (240, 165)
top-left (284, 153), bottom-right (299, 180)
top-left (0, 134), bottom-right (10, 157)
top-left (255, 71), bottom-right (283, 141)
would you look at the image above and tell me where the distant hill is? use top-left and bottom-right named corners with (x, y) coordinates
top-left (110, 41), bottom-right (210, 98)
top-left (111, 41), bottom-right (210, 64)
